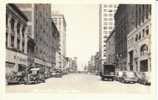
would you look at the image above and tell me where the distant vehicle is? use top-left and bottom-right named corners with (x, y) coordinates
top-left (121, 71), bottom-right (138, 83)
top-left (51, 70), bottom-right (62, 78)
top-left (100, 64), bottom-right (115, 81)
top-left (115, 71), bottom-right (124, 82)
top-left (137, 72), bottom-right (151, 85)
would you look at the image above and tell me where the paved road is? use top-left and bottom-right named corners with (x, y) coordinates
top-left (6, 73), bottom-right (151, 94)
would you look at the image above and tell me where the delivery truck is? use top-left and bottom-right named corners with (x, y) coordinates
top-left (100, 64), bottom-right (115, 81)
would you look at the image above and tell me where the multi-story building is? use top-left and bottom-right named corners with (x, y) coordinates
top-left (15, 4), bottom-right (35, 68)
top-left (105, 30), bottom-right (115, 65)
top-left (99, 4), bottom-right (118, 72)
top-left (49, 18), bottom-right (60, 74)
top-left (88, 56), bottom-right (96, 73)
top-left (94, 52), bottom-right (100, 74)
top-left (16, 4), bottom-right (59, 78)
top-left (127, 5), bottom-right (151, 72)
top-left (114, 5), bottom-right (137, 71)
top-left (52, 14), bottom-right (66, 71)
top-left (6, 4), bottom-right (28, 80)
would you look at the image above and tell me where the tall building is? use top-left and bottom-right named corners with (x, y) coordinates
top-left (52, 14), bottom-right (66, 71)
top-left (94, 52), bottom-right (100, 74)
top-left (105, 30), bottom-right (115, 65)
top-left (99, 4), bottom-right (118, 72)
top-left (6, 4), bottom-right (28, 82)
top-left (127, 5), bottom-right (151, 72)
top-left (15, 4), bottom-right (35, 67)
top-left (115, 5), bottom-right (136, 71)
top-left (114, 4), bottom-right (151, 72)
top-left (49, 18), bottom-right (60, 74)
top-left (16, 4), bottom-right (58, 78)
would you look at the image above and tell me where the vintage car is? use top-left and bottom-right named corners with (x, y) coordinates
top-left (6, 71), bottom-right (25, 85)
top-left (121, 71), bottom-right (138, 83)
top-left (137, 72), bottom-right (151, 85)
top-left (26, 67), bottom-right (45, 84)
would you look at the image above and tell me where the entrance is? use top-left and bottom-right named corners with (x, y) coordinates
top-left (140, 59), bottom-right (148, 72)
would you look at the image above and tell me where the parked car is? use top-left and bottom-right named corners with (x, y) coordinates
top-left (26, 67), bottom-right (45, 84)
top-left (121, 71), bottom-right (138, 83)
top-left (6, 71), bottom-right (25, 85)
top-left (137, 72), bottom-right (151, 85)
top-left (115, 71), bottom-right (123, 82)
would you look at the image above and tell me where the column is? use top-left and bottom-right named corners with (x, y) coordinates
top-left (20, 24), bottom-right (24, 51)
top-left (24, 26), bottom-right (27, 54)
top-left (14, 20), bottom-right (18, 49)
top-left (7, 15), bottom-right (12, 48)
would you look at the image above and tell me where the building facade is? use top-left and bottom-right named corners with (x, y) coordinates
top-left (6, 4), bottom-right (28, 80)
top-left (114, 5), bottom-right (137, 71)
top-left (94, 52), bottom-right (100, 74)
top-left (127, 5), bottom-right (151, 72)
top-left (99, 4), bottom-right (118, 72)
top-left (49, 18), bottom-right (60, 74)
top-left (88, 56), bottom-right (96, 73)
top-left (105, 30), bottom-right (115, 65)
top-left (15, 4), bottom-right (35, 68)
top-left (13, 4), bottom-right (59, 78)
top-left (52, 15), bottom-right (66, 71)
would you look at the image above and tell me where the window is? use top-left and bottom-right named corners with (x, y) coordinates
top-left (17, 39), bottom-right (20, 50)
top-left (104, 26), bottom-right (107, 30)
top-left (142, 29), bottom-right (145, 37)
top-left (135, 34), bottom-right (138, 41)
top-left (146, 26), bottom-right (149, 35)
top-left (104, 13), bottom-right (107, 16)
top-left (138, 33), bottom-right (141, 40)
top-left (11, 35), bottom-right (14, 47)
top-left (104, 18), bottom-right (107, 21)
top-left (109, 26), bottom-right (112, 29)
top-left (104, 5), bottom-right (107, 8)
top-left (140, 44), bottom-right (148, 56)
top-left (11, 19), bottom-right (15, 32)
top-left (6, 32), bottom-right (8, 47)
top-left (22, 41), bottom-right (25, 52)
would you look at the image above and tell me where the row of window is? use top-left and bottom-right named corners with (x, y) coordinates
top-left (104, 18), bottom-right (113, 21)
top-left (135, 26), bottom-right (149, 42)
top-left (104, 5), bottom-right (117, 8)
top-left (103, 26), bottom-right (113, 30)
top-left (104, 13), bottom-right (114, 17)
top-left (6, 16), bottom-right (26, 53)
top-left (104, 22), bottom-right (114, 25)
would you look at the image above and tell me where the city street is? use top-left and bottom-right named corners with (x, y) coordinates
top-left (6, 73), bottom-right (151, 94)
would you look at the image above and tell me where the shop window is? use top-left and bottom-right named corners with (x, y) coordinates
top-left (140, 60), bottom-right (148, 72)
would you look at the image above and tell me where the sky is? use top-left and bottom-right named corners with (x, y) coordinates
top-left (52, 4), bottom-right (99, 71)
